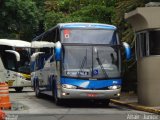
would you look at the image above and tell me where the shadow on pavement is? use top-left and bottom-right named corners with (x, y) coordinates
top-left (39, 93), bottom-right (111, 108)
top-left (9, 88), bottom-right (34, 93)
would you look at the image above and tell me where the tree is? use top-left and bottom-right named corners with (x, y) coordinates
top-left (44, 0), bottom-right (116, 30)
top-left (0, 0), bottom-right (39, 41)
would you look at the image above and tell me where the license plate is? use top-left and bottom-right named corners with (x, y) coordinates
top-left (87, 93), bottom-right (96, 97)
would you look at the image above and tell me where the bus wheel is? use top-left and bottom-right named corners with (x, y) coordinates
top-left (35, 81), bottom-right (41, 98)
top-left (102, 99), bottom-right (110, 106)
top-left (15, 87), bottom-right (23, 92)
top-left (96, 99), bottom-right (110, 107)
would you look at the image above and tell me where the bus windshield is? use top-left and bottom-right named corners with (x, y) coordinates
top-left (15, 47), bottom-right (30, 74)
top-left (61, 29), bottom-right (118, 45)
top-left (62, 45), bottom-right (121, 79)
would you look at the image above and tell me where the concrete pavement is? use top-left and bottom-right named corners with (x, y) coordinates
top-left (111, 92), bottom-right (160, 114)
top-left (2, 88), bottom-right (160, 120)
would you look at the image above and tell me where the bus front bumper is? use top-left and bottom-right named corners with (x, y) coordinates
top-left (59, 88), bottom-right (121, 99)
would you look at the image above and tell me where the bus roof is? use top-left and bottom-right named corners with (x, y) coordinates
top-left (0, 39), bottom-right (31, 47)
top-left (58, 23), bottom-right (117, 30)
top-left (31, 41), bottom-right (54, 48)
top-left (33, 23), bottom-right (117, 41)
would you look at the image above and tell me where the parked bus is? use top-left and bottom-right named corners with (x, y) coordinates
top-left (31, 23), bottom-right (131, 105)
top-left (0, 39), bottom-right (31, 92)
top-left (30, 41), bottom-right (54, 90)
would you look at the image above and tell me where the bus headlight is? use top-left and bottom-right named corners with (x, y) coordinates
top-left (62, 84), bottom-right (77, 89)
top-left (108, 85), bottom-right (121, 90)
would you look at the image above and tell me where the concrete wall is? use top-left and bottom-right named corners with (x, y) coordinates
top-left (125, 7), bottom-right (160, 31)
top-left (137, 56), bottom-right (160, 106)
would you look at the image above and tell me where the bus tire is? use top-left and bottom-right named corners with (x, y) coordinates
top-left (35, 81), bottom-right (41, 98)
top-left (100, 99), bottom-right (110, 106)
top-left (15, 87), bottom-right (23, 92)
top-left (96, 99), bottom-right (110, 107)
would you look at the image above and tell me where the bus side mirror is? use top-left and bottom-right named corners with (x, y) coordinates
top-left (31, 52), bottom-right (44, 61)
top-left (5, 50), bottom-right (20, 61)
top-left (55, 41), bottom-right (62, 61)
top-left (122, 42), bottom-right (131, 61)
top-left (30, 52), bottom-right (44, 72)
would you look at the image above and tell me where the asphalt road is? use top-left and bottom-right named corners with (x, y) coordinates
top-left (4, 88), bottom-right (158, 120)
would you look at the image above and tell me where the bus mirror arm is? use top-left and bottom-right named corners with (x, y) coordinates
top-left (5, 50), bottom-right (20, 61)
top-left (122, 42), bottom-right (131, 61)
top-left (31, 52), bottom-right (44, 61)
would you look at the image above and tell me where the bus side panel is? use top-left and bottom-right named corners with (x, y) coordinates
top-left (0, 58), bottom-right (6, 82)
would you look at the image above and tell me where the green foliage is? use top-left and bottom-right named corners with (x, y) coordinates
top-left (67, 5), bottom-right (114, 23)
top-left (0, 0), bottom-right (39, 41)
top-left (43, 0), bottom-right (116, 29)
top-left (0, 0), bottom-right (158, 41)
top-left (0, 0), bottom-right (117, 39)
top-left (113, 0), bottom-right (143, 41)
top-left (45, 11), bottom-right (64, 30)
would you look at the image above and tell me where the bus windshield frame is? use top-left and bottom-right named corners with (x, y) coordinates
top-left (61, 29), bottom-right (119, 45)
top-left (61, 44), bottom-right (121, 80)
top-left (14, 47), bottom-right (31, 74)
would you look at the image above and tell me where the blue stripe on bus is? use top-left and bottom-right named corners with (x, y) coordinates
top-left (30, 61), bottom-right (35, 72)
top-left (62, 24), bottom-right (116, 30)
top-left (61, 77), bottom-right (121, 89)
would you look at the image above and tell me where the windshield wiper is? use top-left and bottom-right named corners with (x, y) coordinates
top-left (77, 49), bottom-right (87, 77)
top-left (95, 48), bottom-right (109, 78)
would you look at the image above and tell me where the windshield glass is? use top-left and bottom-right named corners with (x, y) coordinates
top-left (61, 29), bottom-right (118, 45)
top-left (62, 45), bottom-right (121, 79)
top-left (0, 52), bottom-right (17, 71)
top-left (15, 47), bottom-right (31, 74)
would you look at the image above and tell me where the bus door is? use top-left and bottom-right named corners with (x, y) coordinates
top-left (42, 54), bottom-right (50, 88)
top-left (35, 54), bottom-right (44, 87)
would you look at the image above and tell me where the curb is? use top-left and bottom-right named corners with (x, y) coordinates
top-left (110, 99), bottom-right (160, 115)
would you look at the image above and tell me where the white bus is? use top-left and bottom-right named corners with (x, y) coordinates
top-left (0, 39), bottom-right (31, 92)
top-left (30, 41), bottom-right (55, 90)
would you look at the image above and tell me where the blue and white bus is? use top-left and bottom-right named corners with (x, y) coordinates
top-left (31, 23), bottom-right (131, 105)
top-left (30, 41), bottom-right (54, 90)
